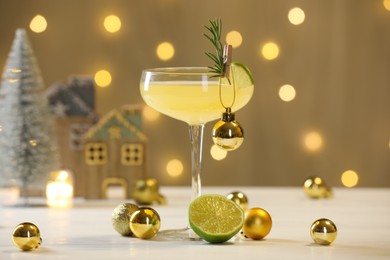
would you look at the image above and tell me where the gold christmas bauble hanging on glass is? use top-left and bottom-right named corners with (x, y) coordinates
top-left (212, 108), bottom-right (244, 151)
top-left (310, 218), bottom-right (337, 245)
top-left (12, 222), bottom-right (42, 251)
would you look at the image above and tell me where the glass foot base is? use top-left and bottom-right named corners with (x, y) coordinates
top-left (156, 227), bottom-right (201, 241)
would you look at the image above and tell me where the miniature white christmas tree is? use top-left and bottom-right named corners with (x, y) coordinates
top-left (0, 29), bottom-right (60, 201)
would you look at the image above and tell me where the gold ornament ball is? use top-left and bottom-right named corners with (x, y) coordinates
top-left (111, 203), bottom-right (139, 236)
top-left (310, 218), bottom-right (337, 245)
top-left (242, 207), bottom-right (272, 240)
top-left (133, 178), bottom-right (160, 205)
top-left (303, 176), bottom-right (332, 199)
top-left (129, 207), bottom-right (161, 239)
top-left (212, 111), bottom-right (244, 151)
top-left (12, 222), bottom-right (42, 251)
top-left (226, 191), bottom-right (248, 211)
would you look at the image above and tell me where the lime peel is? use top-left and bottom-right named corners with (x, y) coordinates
top-left (230, 61), bottom-right (254, 85)
top-left (189, 194), bottom-right (244, 243)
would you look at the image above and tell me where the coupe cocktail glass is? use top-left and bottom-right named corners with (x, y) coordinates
top-left (140, 67), bottom-right (253, 239)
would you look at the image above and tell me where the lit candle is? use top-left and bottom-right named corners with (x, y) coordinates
top-left (46, 170), bottom-right (73, 208)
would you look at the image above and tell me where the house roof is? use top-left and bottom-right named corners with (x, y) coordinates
top-left (46, 76), bottom-right (97, 119)
top-left (84, 105), bottom-right (146, 142)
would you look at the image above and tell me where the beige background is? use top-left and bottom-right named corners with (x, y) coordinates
top-left (0, 0), bottom-right (389, 188)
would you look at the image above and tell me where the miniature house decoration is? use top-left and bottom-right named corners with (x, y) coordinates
top-left (46, 77), bottom-right (147, 199)
top-left (46, 76), bottom-right (98, 197)
top-left (83, 105), bottom-right (147, 199)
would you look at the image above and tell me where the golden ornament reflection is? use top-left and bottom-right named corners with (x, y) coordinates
top-left (12, 222), bottom-right (42, 251)
top-left (129, 207), bottom-right (161, 239)
top-left (226, 191), bottom-right (248, 211)
top-left (303, 176), bottom-right (333, 199)
top-left (310, 218), bottom-right (337, 245)
top-left (242, 207), bottom-right (272, 240)
top-left (29, 139), bottom-right (38, 147)
top-left (132, 178), bottom-right (166, 205)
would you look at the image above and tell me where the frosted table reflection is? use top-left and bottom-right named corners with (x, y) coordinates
top-left (1, 187), bottom-right (389, 259)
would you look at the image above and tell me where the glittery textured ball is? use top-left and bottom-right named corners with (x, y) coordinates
top-left (12, 222), bottom-right (42, 251)
top-left (242, 208), bottom-right (272, 240)
top-left (303, 176), bottom-right (333, 199)
top-left (130, 207), bottom-right (161, 239)
top-left (310, 218), bottom-right (337, 245)
top-left (226, 191), bottom-right (248, 211)
top-left (111, 203), bottom-right (139, 236)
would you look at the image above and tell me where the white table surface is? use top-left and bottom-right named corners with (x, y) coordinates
top-left (1, 186), bottom-right (389, 259)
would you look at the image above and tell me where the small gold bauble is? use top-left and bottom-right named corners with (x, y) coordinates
top-left (242, 207), bottom-right (272, 240)
top-left (303, 176), bottom-right (333, 199)
top-left (310, 218), bottom-right (337, 245)
top-left (212, 110), bottom-right (244, 151)
top-left (226, 191), bottom-right (248, 211)
top-left (132, 178), bottom-right (160, 205)
top-left (12, 222), bottom-right (42, 251)
top-left (111, 203), bottom-right (139, 236)
top-left (129, 207), bottom-right (161, 239)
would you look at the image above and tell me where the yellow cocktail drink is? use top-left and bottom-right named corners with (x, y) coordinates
top-left (141, 81), bottom-right (253, 125)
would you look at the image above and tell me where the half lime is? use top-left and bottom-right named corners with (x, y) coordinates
top-left (189, 194), bottom-right (244, 243)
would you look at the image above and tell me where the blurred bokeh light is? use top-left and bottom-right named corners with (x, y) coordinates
top-left (29, 15), bottom-right (47, 33)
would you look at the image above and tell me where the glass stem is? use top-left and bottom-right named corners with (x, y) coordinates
top-left (189, 124), bottom-right (204, 201)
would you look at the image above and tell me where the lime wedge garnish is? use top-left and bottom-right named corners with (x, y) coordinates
top-left (220, 61), bottom-right (254, 88)
top-left (229, 61), bottom-right (254, 86)
top-left (189, 194), bottom-right (244, 243)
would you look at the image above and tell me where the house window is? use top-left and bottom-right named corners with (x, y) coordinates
top-left (70, 123), bottom-right (91, 150)
top-left (121, 143), bottom-right (143, 166)
top-left (85, 143), bottom-right (107, 165)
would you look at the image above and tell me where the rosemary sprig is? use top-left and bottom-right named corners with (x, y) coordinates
top-left (204, 19), bottom-right (225, 78)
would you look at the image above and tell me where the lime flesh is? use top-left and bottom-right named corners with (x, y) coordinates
top-left (189, 194), bottom-right (244, 243)
top-left (230, 61), bottom-right (254, 86)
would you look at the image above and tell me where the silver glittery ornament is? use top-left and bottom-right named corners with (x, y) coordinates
top-left (111, 203), bottom-right (139, 236)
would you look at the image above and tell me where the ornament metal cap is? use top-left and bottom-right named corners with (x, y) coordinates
top-left (221, 107), bottom-right (235, 122)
